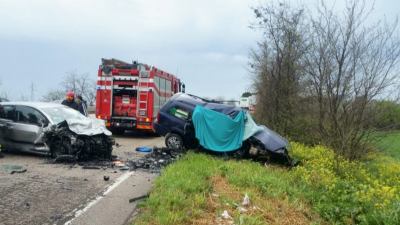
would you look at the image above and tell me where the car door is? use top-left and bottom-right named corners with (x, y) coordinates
top-left (8, 105), bottom-right (48, 144)
top-left (0, 104), bottom-right (16, 144)
top-left (165, 103), bottom-right (190, 134)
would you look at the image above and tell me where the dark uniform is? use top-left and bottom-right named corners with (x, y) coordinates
top-left (61, 99), bottom-right (80, 111)
top-left (76, 95), bottom-right (88, 116)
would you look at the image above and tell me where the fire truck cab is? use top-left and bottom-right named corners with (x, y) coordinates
top-left (96, 58), bottom-right (183, 134)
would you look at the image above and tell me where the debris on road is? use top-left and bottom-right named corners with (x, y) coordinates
top-left (127, 147), bottom-right (185, 173)
top-left (136, 146), bottom-right (152, 153)
top-left (81, 165), bottom-right (101, 170)
top-left (0, 164), bottom-right (27, 174)
top-left (103, 175), bottom-right (110, 181)
top-left (119, 166), bottom-right (130, 171)
top-left (53, 155), bottom-right (76, 163)
top-left (113, 160), bottom-right (126, 167)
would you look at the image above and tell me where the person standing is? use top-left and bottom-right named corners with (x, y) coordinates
top-left (76, 95), bottom-right (88, 116)
top-left (61, 91), bottom-right (79, 111)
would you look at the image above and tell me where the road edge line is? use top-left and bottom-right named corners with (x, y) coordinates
top-left (64, 171), bottom-right (134, 225)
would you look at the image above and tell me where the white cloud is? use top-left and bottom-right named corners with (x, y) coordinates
top-left (0, 0), bottom-right (257, 47)
top-left (0, 0), bottom-right (260, 99)
top-left (4, 0), bottom-right (395, 100)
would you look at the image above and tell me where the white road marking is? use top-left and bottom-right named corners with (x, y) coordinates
top-left (64, 171), bottom-right (134, 225)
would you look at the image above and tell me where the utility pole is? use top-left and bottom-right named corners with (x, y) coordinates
top-left (30, 82), bottom-right (35, 101)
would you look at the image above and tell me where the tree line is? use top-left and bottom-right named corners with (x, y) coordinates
top-left (251, 0), bottom-right (400, 160)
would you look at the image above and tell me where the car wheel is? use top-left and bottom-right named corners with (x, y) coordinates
top-left (165, 133), bottom-right (184, 150)
top-left (232, 140), bottom-right (251, 159)
top-left (51, 140), bottom-right (69, 158)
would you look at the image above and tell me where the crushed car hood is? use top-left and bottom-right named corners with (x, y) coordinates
top-left (63, 117), bottom-right (112, 136)
top-left (252, 125), bottom-right (289, 153)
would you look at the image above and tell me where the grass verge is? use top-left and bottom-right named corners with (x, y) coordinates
top-left (371, 130), bottom-right (400, 160)
top-left (134, 143), bottom-right (400, 225)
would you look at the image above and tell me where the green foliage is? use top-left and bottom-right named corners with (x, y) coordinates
top-left (369, 100), bottom-right (400, 130)
top-left (135, 143), bottom-right (400, 225)
top-left (134, 153), bottom-right (218, 225)
top-left (291, 142), bottom-right (400, 225)
top-left (252, 1), bottom-right (400, 161)
top-left (241, 92), bottom-right (252, 97)
top-left (372, 130), bottom-right (400, 160)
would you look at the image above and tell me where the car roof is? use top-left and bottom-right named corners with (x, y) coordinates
top-left (169, 93), bottom-right (243, 117)
top-left (172, 93), bottom-right (205, 104)
top-left (0, 101), bottom-right (65, 109)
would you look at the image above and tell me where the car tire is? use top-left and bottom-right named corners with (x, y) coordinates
top-left (51, 139), bottom-right (69, 158)
top-left (165, 133), bottom-right (184, 150)
top-left (232, 140), bottom-right (251, 159)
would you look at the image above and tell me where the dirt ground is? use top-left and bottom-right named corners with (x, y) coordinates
top-left (0, 131), bottom-right (164, 225)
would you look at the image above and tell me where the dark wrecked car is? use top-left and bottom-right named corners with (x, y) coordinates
top-left (153, 93), bottom-right (293, 164)
top-left (0, 102), bottom-right (113, 160)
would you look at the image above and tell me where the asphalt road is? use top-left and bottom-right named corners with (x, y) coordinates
top-left (0, 132), bottom-right (164, 225)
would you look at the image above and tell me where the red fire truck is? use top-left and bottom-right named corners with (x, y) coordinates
top-left (96, 58), bottom-right (184, 134)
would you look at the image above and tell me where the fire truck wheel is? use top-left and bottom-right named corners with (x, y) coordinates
top-left (165, 133), bottom-right (184, 150)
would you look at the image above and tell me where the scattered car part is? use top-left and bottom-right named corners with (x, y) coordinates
top-left (0, 164), bottom-right (27, 174)
top-left (136, 146), bottom-right (152, 153)
top-left (242, 193), bottom-right (250, 206)
top-left (221, 210), bottom-right (232, 219)
top-left (127, 147), bottom-right (184, 173)
top-left (53, 155), bottom-right (76, 163)
top-left (81, 166), bottom-right (101, 170)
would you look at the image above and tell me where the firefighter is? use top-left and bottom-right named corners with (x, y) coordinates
top-left (76, 95), bottom-right (88, 116)
top-left (61, 91), bottom-right (80, 111)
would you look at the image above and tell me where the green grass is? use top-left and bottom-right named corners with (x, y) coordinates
top-left (372, 130), bottom-right (400, 160)
top-left (134, 152), bottom-right (321, 225)
top-left (134, 144), bottom-right (400, 225)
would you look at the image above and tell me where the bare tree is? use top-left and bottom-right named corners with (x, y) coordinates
top-left (30, 82), bottom-right (36, 101)
top-left (0, 79), bottom-right (9, 100)
top-left (41, 71), bottom-right (96, 105)
top-left (304, 0), bottom-right (400, 160)
top-left (61, 71), bottom-right (96, 105)
top-left (18, 94), bottom-right (29, 101)
top-left (41, 89), bottom-right (65, 102)
top-left (250, 2), bottom-right (309, 139)
top-left (251, 0), bottom-right (400, 160)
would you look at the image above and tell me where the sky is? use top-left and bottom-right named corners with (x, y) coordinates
top-left (0, 0), bottom-right (398, 101)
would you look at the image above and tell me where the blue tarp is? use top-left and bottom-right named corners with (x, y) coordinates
top-left (192, 105), bottom-right (245, 151)
top-left (243, 111), bottom-right (264, 140)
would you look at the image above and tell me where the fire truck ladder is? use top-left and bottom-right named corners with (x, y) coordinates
top-left (137, 72), bottom-right (149, 117)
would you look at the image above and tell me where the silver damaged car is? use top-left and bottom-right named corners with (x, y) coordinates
top-left (0, 102), bottom-right (113, 160)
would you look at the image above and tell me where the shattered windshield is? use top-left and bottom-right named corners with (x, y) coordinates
top-left (40, 106), bottom-right (87, 124)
